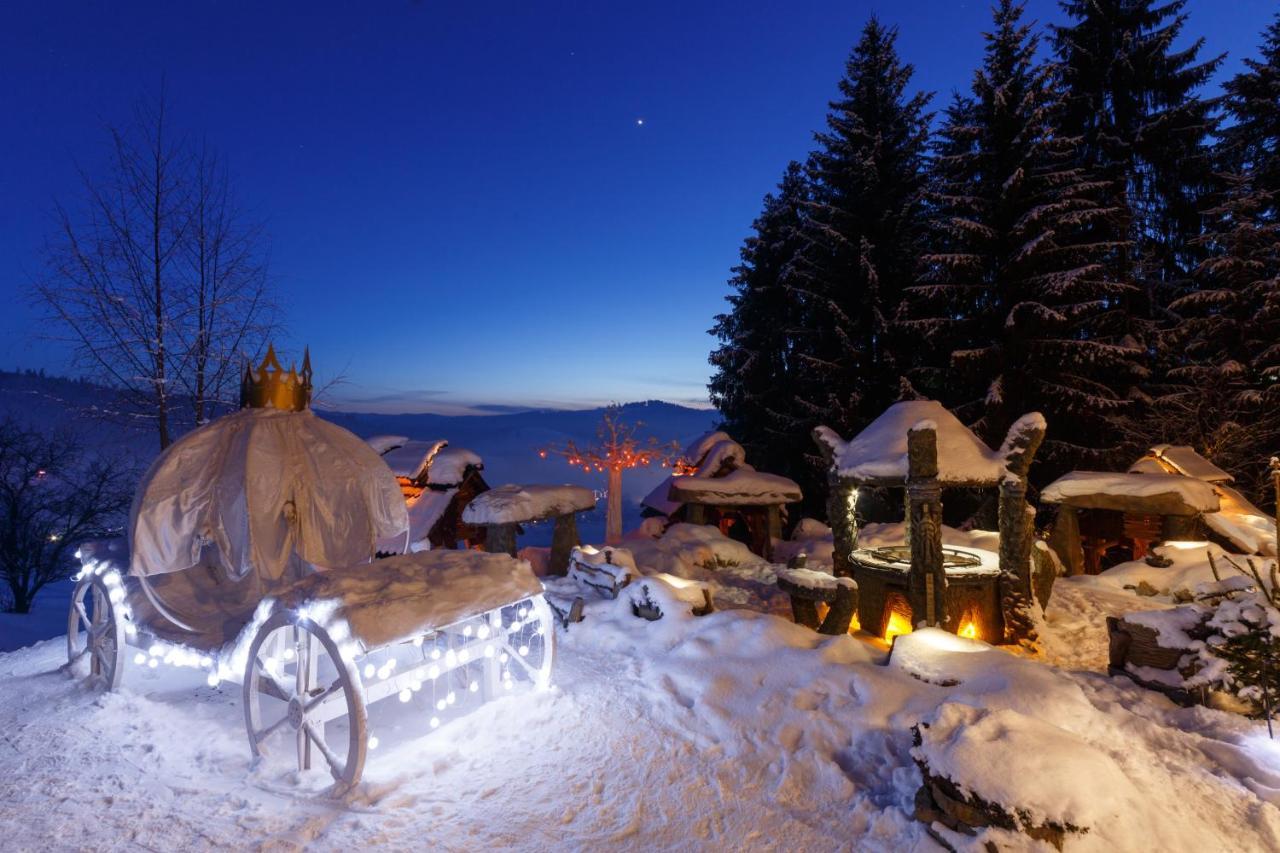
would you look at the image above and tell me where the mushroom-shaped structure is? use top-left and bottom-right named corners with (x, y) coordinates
top-left (463, 484), bottom-right (596, 573)
top-left (128, 348), bottom-right (409, 644)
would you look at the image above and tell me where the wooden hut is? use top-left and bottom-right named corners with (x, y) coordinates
top-left (1041, 471), bottom-right (1220, 575)
top-left (367, 436), bottom-right (489, 551)
top-left (1130, 445), bottom-right (1276, 556)
top-left (641, 431), bottom-right (801, 560)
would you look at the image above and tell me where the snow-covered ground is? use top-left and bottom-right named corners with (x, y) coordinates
top-left (4, 530), bottom-right (1280, 851)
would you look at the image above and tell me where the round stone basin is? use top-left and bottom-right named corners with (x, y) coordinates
top-left (850, 544), bottom-right (1000, 578)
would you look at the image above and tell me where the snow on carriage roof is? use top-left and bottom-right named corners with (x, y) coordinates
top-left (815, 400), bottom-right (1006, 484)
top-left (462, 483), bottom-right (596, 525)
top-left (1041, 471), bottom-right (1220, 514)
top-left (1131, 444), bottom-right (1234, 483)
top-left (270, 550), bottom-right (543, 650)
top-left (427, 446), bottom-right (483, 487)
top-left (668, 468), bottom-right (801, 505)
top-left (381, 439), bottom-right (448, 481)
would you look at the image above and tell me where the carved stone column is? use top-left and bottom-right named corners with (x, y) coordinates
top-left (907, 424), bottom-right (944, 628)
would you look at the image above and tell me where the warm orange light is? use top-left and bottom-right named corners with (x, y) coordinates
top-left (958, 620), bottom-right (978, 640)
top-left (884, 610), bottom-right (913, 640)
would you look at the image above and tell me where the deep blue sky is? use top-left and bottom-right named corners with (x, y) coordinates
top-left (2, 1), bottom-right (1274, 413)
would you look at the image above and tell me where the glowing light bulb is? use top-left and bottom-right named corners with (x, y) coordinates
top-left (463, 625), bottom-right (473, 637)
top-left (469, 681), bottom-right (478, 693)
top-left (431, 649), bottom-right (441, 661)
top-left (430, 716), bottom-right (440, 728)
top-left (428, 665), bottom-right (440, 679)
top-left (399, 689), bottom-right (412, 703)
top-left (206, 673), bottom-right (219, 687)
top-left (478, 625), bottom-right (490, 639)
top-left (363, 663), bottom-right (376, 679)
top-left (459, 649), bottom-right (470, 664)
top-left (283, 648), bottom-right (295, 661)
top-left (133, 652), bottom-right (147, 665)
top-left (436, 698), bottom-right (446, 711)
top-left (519, 645), bottom-right (530, 657)
top-left (447, 691), bottom-right (456, 705)
top-left (368, 736), bottom-right (380, 750)
top-left (148, 658), bottom-right (159, 669)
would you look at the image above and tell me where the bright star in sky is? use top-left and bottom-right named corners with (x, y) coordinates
top-left (636, 118), bottom-right (644, 126)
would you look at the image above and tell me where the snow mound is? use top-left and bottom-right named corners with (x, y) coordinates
top-left (914, 702), bottom-right (1135, 832)
top-left (668, 467), bottom-right (801, 505)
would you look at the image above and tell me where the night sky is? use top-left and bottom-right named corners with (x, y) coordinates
top-left (2, 1), bottom-right (1274, 413)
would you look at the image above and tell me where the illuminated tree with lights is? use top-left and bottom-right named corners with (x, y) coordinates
top-left (539, 405), bottom-right (679, 544)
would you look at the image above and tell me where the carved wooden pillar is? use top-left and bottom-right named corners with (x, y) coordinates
top-left (548, 513), bottom-right (578, 575)
top-left (907, 424), bottom-right (944, 629)
top-left (686, 504), bottom-right (706, 526)
top-left (827, 474), bottom-right (858, 578)
top-left (997, 413), bottom-right (1047, 644)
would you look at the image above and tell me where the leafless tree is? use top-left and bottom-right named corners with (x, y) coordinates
top-left (0, 419), bottom-right (134, 614)
top-left (36, 91), bottom-right (276, 448)
top-left (172, 142), bottom-right (275, 426)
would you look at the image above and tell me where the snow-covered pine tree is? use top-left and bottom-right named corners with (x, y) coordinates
top-left (1053, 0), bottom-right (1222, 326)
top-left (905, 0), bottom-right (1143, 483)
top-left (708, 162), bottom-right (811, 498)
top-left (785, 17), bottom-right (932, 503)
top-left (1157, 16), bottom-right (1280, 505)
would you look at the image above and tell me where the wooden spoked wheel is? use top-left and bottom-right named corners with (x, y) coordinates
top-left (66, 574), bottom-right (125, 690)
top-left (243, 610), bottom-right (367, 790)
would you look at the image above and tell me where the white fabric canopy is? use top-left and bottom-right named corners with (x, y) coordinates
top-left (129, 408), bottom-right (409, 587)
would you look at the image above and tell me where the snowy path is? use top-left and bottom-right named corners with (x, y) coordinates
top-left (3, 587), bottom-right (1280, 851)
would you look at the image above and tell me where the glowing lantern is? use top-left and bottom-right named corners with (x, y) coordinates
top-left (958, 620), bottom-right (979, 640)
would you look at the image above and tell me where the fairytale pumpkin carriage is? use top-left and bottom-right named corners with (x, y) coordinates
top-left (65, 349), bottom-right (554, 789)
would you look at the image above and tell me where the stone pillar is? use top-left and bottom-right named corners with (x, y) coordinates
top-left (907, 424), bottom-right (944, 629)
top-left (549, 513), bottom-right (578, 575)
top-left (487, 523), bottom-right (517, 557)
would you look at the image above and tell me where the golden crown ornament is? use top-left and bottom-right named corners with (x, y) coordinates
top-left (239, 344), bottom-right (313, 411)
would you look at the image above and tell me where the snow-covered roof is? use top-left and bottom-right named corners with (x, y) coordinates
top-left (642, 474), bottom-right (682, 516)
top-left (815, 400), bottom-right (1006, 485)
top-left (381, 438), bottom-right (448, 481)
top-left (462, 483), bottom-right (596, 525)
top-left (366, 434), bottom-right (409, 455)
top-left (668, 468), bottom-right (801, 506)
top-left (426, 446), bottom-right (483, 487)
top-left (405, 488), bottom-right (457, 546)
top-left (1130, 445), bottom-right (1234, 483)
top-left (682, 430), bottom-right (733, 467)
top-left (1041, 471), bottom-right (1220, 515)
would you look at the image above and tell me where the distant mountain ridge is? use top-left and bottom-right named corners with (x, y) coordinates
top-left (0, 371), bottom-right (720, 544)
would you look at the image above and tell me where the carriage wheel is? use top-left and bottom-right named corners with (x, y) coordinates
top-left (243, 610), bottom-right (367, 790)
top-left (66, 573), bottom-right (125, 690)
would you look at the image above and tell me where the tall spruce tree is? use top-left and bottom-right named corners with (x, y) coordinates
top-left (1053, 0), bottom-right (1222, 321)
top-left (709, 162), bottom-right (810, 489)
top-left (1159, 16), bottom-right (1280, 504)
top-left (784, 17), bottom-right (932, 507)
top-left (906, 0), bottom-right (1143, 483)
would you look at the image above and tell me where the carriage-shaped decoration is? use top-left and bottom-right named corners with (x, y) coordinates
top-left (66, 347), bottom-right (554, 790)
